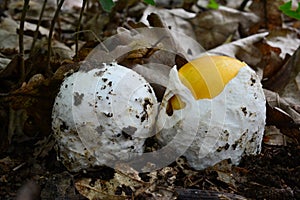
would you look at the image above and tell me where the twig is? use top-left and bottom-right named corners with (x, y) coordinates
top-left (19, 0), bottom-right (30, 83)
top-left (263, 0), bottom-right (268, 29)
top-left (13, 162), bottom-right (26, 171)
top-left (75, 0), bottom-right (87, 60)
top-left (46, 0), bottom-right (65, 76)
top-left (30, 0), bottom-right (47, 57)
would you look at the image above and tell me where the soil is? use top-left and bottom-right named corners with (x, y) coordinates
top-left (0, 137), bottom-right (299, 199)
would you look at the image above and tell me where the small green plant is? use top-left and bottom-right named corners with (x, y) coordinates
top-left (279, 1), bottom-right (300, 20)
top-left (207, 0), bottom-right (219, 10)
top-left (99, 0), bottom-right (156, 12)
top-left (99, 0), bottom-right (115, 12)
top-left (143, 0), bottom-right (155, 5)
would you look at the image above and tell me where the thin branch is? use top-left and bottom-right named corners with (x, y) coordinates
top-left (19, 0), bottom-right (30, 83)
top-left (46, 0), bottom-right (65, 76)
top-left (263, 0), bottom-right (268, 29)
top-left (30, 0), bottom-right (47, 57)
top-left (75, 0), bottom-right (87, 60)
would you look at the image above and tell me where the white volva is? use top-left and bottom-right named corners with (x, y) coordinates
top-left (157, 65), bottom-right (266, 170)
top-left (52, 63), bottom-right (158, 172)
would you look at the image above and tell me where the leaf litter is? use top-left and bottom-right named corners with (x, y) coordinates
top-left (0, 0), bottom-right (299, 199)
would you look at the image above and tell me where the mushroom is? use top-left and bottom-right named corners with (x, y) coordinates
top-left (156, 55), bottom-right (266, 170)
top-left (52, 62), bottom-right (158, 172)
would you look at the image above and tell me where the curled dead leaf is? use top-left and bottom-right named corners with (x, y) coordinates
top-left (265, 89), bottom-right (300, 143)
top-left (263, 47), bottom-right (300, 141)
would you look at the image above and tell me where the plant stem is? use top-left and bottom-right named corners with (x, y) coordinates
top-left (30, 0), bottom-right (47, 57)
top-left (46, 0), bottom-right (65, 76)
top-left (75, 0), bottom-right (87, 60)
top-left (19, 0), bottom-right (30, 83)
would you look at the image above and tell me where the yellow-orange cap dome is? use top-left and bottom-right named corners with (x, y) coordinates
top-left (170, 56), bottom-right (246, 110)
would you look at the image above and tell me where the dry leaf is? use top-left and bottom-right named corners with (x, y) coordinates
top-left (8, 0), bottom-right (56, 21)
top-left (0, 57), bottom-right (11, 70)
top-left (265, 29), bottom-right (300, 59)
top-left (249, 0), bottom-right (283, 29)
top-left (280, 47), bottom-right (300, 107)
top-left (258, 41), bottom-right (283, 83)
top-left (207, 32), bottom-right (268, 68)
top-left (264, 89), bottom-right (300, 142)
top-left (140, 6), bottom-right (196, 38)
top-left (95, 25), bottom-right (193, 78)
top-left (140, 9), bottom-right (203, 57)
top-left (191, 6), bottom-right (260, 49)
top-left (62, 0), bottom-right (83, 10)
top-left (263, 126), bottom-right (287, 146)
top-left (254, 29), bottom-right (299, 91)
top-left (75, 170), bottom-right (147, 200)
top-left (0, 17), bottom-right (33, 52)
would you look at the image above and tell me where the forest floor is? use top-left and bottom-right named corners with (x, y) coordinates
top-left (0, 0), bottom-right (299, 199)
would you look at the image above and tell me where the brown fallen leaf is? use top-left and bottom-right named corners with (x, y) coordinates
top-left (191, 6), bottom-right (260, 50)
top-left (261, 30), bottom-right (300, 91)
top-left (5, 62), bottom-right (79, 140)
top-left (264, 89), bottom-right (300, 143)
top-left (265, 29), bottom-right (300, 59)
top-left (140, 6), bottom-right (196, 38)
top-left (258, 41), bottom-right (283, 82)
top-left (75, 169), bottom-right (148, 200)
top-left (249, 0), bottom-right (283, 30)
top-left (280, 46), bottom-right (300, 108)
top-left (207, 160), bottom-right (238, 189)
top-left (102, 25), bottom-right (177, 68)
top-left (263, 125), bottom-right (287, 146)
top-left (263, 46), bottom-right (300, 139)
top-left (117, 47), bottom-right (161, 67)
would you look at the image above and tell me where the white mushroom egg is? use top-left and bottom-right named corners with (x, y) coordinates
top-left (52, 62), bottom-right (158, 172)
top-left (156, 55), bottom-right (266, 170)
